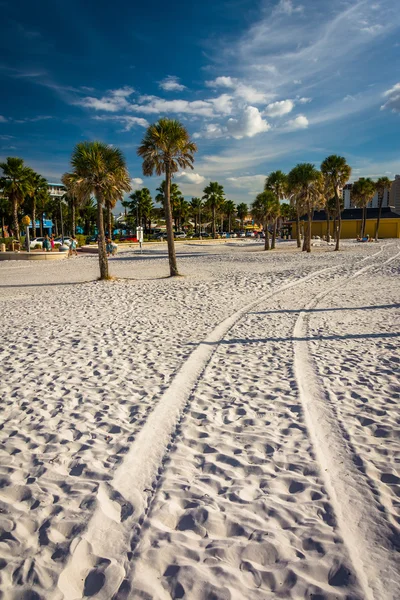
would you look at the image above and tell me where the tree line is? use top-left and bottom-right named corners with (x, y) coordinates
top-left (0, 118), bottom-right (393, 279)
top-left (252, 159), bottom-right (391, 253)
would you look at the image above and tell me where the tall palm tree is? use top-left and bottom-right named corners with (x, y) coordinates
top-left (66, 141), bottom-right (131, 280)
top-left (27, 170), bottom-right (48, 239)
top-left (138, 118), bottom-right (197, 277)
top-left (190, 197), bottom-right (202, 235)
top-left (236, 203), bottom-right (248, 230)
top-left (130, 187), bottom-right (154, 232)
top-left (265, 171), bottom-right (287, 249)
top-left (0, 157), bottom-right (33, 240)
top-left (224, 200), bottom-right (236, 233)
top-left (61, 172), bottom-right (78, 236)
top-left (251, 190), bottom-right (279, 250)
top-left (352, 178), bottom-right (376, 238)
top-left (202, 181), bottom-right (225, 238)
top-left (321, 155), bottom-right (351, 251)
top-left (375, 176), bottom-right (392, 240)
top-left (288, 163), bottom-right (324, 252)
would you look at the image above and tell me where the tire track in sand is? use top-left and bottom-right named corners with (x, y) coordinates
top-left (293, 245), bottom-right (400, 600)
top-left (57, 246), bottom-right (387, 599)
top-left (57, 264), bottom-right (345, 599)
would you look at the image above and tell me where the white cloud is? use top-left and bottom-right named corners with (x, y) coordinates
top-left (210, 94), bottom-right (233, 115)
top-left (93, 115), bottom-right (149, 130)
top-left (206, 76), bottom-right (235, 88)
top-left (227, 106), bottom-right (270, 139)
top-left (0, 116), bottom-right (7, 122)
top-left (193, 123), bottom-right (225, 139)
top-left (159, 76), bottom-right (186, 92)
top-left (275, 0), bottom-right (304, 16)
top-left (380, 82), bottom-right (400, 113)
top-left (360, 24), bottom-right (383, 34)
top-left (298, 97), bottom-right (312, 104)
top-left (264, 99), bottom-right (294, 117)
top-left (130, 97), bottom-right (216, 117)
top-left (205, 76), bottom-right (267, 103)
top-left (131, 177), bottom-right (143, 190)
top-left (285, 114), bottom-right (309, 129)
top-left (227, 174), bottom-right (267, 189)
top-left (176, 171), bottom-right (205, 184)
top-left (77, 86), bottom-right (135, 112)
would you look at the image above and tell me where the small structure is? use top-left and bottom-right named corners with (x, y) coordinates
top-left (291, 207), bottom-right (400, 239)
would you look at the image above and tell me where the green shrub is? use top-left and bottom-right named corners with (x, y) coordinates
top-left (76, 234), bottom-right (86, 247)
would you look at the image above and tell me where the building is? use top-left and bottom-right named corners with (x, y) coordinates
top-left (343, 183), bottom-right (391, 210)
top-left (389, 175), bottom-right (400, 213)
top-left (48, 183), bottom-right (65, 199)
top-left (291, 207), bottom-right (400, 239)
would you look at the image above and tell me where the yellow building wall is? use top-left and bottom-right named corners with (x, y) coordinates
top-left (292, 219), bottom-right (400, 239)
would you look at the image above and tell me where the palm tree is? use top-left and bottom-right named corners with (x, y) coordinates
top-left (288, 163), bottom-right (324, 252)
top-left (375, 177), bottom-right (392, 240)
top-left (61, 172), bottom-right (79, 236)
top-left (265, 171), bottom-right (287, 249)
top-left (202, 182), bottom-right (225, 238)
top-left (138, 118), bottom-right (197, 277)
top-left (251, 190), bottom-right (279, 250)
top-left (236, 203), bottom-right (248, 230)
top-left (190, 197), bottom-right (202, 235)
top-left (0, 157), bottom-right (33, 240)
top-left (352, 178), bottom-right (376, 238)
top-left (66, 141), bottom-right (131, 280)
top-left (224, 200), bottom-right (236, 233)
top-left (321, 155), bottom-right (351, 251)
top-left (27, 170), bottom-right (48, 239)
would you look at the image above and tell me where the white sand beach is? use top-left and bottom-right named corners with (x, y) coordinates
top-left (0, 240), bottom-right (399, 600)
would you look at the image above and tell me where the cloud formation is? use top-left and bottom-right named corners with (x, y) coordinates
top-left (264, 99), bottom-right (294, 117)
top-left (159, 76), bottom-right (186, 92)
top-left (77, 87), bottom-right (135, 112)
top-left (381, 82), bottom-right (400, 113)
top-left (227, 106), bottom-right (270, 139)
top-left (176, 171), bottom-right (205, 184)
top-left (285, 115), bottom-right (309, 129)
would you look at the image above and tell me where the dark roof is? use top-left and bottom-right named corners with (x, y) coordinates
top-left (300, 207), bottom-right (400, 222)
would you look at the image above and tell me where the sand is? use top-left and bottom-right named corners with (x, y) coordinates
top-left (0, 240), bottom-right (399, 599)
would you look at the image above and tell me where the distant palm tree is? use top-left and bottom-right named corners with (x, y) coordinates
top-left (288, 163), bottom-right (324, 252)
top-left (190, 197), bottom-right (202, 235)
top-left (251, 190), bottom-right (279, 250)
top-left (321, 155), bottom-right (351, 251)
top-left (138, 118), bottom-right (197, 276)
top-left (66, 141), bottom-right (131, 280)
top-left (28, 170), bottom-right (48, 238)
top-left (202, 181), bottom-right (225, 238)
top-left (374, 176), bottom-right (392, 240)
top-left (224, 200), bottom-right (236, 233)
top-left (0, 157), bottom-right (33, 240)
top-left (352, 177), bottom-right (376, 238)
top-left (236, 203), bottom-right (248, 230)
top-left (61, 172), bottom-right (79, 236)
top-left (265, 171), bottom-right (287, 249)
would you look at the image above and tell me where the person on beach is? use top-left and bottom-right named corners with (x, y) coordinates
top-left (106, 238), bottom-right (117, 256)
top-left (50, 234), bottom-right (55, 251)
top-left (69, 235), bottom-right (78, 257)
top-left (43, 234), bottom-right (51, 252)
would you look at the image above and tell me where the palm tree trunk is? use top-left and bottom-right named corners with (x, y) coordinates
top-left (32, 199), bottom-right (36, 238)
top-left (165, 166), bottom-right (179, 276)
top-left (271, 218), bottom-right (277, 249)
top-left (96, 191), bottom-right (109, 280)
top-left (106, 202), bottom-right (112, 239)
top-left (1, 215), bottom-right (5, 239)
top-left (296, 206), bottom-right (301, 248)
top-left (13, 195), bottom-right (20, 240)
top-left (361, 206), bottom-right (366, 237)
top-left (375, 195), bottom-right (383, 240)
top-left (334, 190), bottom-right (341, 251)
top-left (212, 205), bottom-right (216, 238)
top-left (72, 198), bottom-right (76, 236)
top-left (307, 210), bottom-right (312, 252)
top-left (40, 212), bottom-right (44, 237)
top-left (228, 214), bottom-right (231, 232)
top-left (326, 208), bottom-right (330, 243)
top-left (264, 219), bottom-right (270, 250)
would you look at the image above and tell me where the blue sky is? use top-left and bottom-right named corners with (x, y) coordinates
top-left (1, 0), bottom-right (400, 208)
